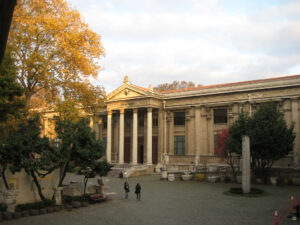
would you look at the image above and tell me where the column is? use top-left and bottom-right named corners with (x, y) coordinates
top-left (119, 109), bottom-right (125, 164)
top-left (147, 108), bottom-right (153, 165)
top-left (195, 107), bottom-right (201, 166)
top-left (132, 109), bottom-right (138, 165)
top-left (106, 111), bottom-right (112, 163)
top-left (292, 99), bottom-right (299, 167)
top-left (89, 116), bottom-right (94, 128)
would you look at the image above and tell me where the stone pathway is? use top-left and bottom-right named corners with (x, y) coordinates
top-left (2, 174), bottom-right (300, 225)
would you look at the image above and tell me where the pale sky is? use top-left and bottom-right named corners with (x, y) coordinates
top-left (66, 0), bottom-right (300, 93)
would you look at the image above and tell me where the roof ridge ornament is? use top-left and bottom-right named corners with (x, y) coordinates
top-left (148, 84), bottom-right (153, 92)
top-left (123, 75), bottom-right (129, 85)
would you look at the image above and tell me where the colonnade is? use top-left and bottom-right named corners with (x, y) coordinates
top-left (106, 108), bottom-right (153, 165)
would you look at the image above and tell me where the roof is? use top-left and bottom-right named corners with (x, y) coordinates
top-left (159, 74), bottom-right (300, 94)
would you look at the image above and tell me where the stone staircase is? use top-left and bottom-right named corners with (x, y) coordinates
top-left (108, 164), bottom-right (154, 178)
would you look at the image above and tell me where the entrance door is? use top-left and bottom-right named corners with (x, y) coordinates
top-left (138, 137), bottom-right (144, 164)
top-left (124, 137), bottom-right (131, 163)
top-left (152, 136), bottom-right (158, 164)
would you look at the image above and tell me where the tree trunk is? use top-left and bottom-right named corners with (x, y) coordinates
top-left (58, 161), bottom-right (69, 187)
top-left (1, 166), bottom-right (9, 190)
top-left (83, 176), bottom-right (88, 196)
top-left (30, 170), bottom-right (46, 201)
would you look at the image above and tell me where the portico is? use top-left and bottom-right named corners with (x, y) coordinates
top-left (104, 76), bottom-right (162, 166)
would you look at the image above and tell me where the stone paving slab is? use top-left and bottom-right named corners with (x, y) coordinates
top-left (2, 174), bottom-right (300, 225)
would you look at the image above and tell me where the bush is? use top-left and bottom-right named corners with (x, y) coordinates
top-left (224, 176), bottom-right (231, 183)
top-left (0, 203), bottom-right (7, 212)
top-left (62, 195), bottom-right (89, 204)
top-left (16, 199), bottom-right (55, 212)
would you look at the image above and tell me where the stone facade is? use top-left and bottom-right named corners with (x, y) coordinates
top-left (94, 75), bottom-right (300, 169)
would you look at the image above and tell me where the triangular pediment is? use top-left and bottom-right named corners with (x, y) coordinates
top-left (107, 84), bottom-right (150, 101)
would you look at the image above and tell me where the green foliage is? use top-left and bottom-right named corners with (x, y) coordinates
top-left (4, 115), bottom-right (59, 200)
top-left (0, 203), bottom-right (7, 212)
top-left (228, 102), bottom-right (295, 182)
top-left (0, 50), bottom-right (24, 121)
top-left (54, 117), bottom-right (112, 188)
top-left (62, 195), bottom-right (89, 204)
top-left (15, 199), bottom-right (55, 212)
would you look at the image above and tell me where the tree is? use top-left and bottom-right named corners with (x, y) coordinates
top-left (80, 161), bottom-right (112, 195)
top-left (215, 128), bottom-right (239, 182)
top-left (4, 115), bottom-right (59, 201)
top-left (54, 117), bottom-right (111, 188)
top-left (227, 103), bottom-right (295, 182)
top-left (153, 80), bottom-right (202, 92)
top-left (8, 0), bottom-right (105, 109)
top-left (0, 50), bottom-right (24, 122)
top-left (248, 102), bottom-right (295, 181)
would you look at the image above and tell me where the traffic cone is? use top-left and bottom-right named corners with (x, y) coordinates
top-left (274, 210), bottom-right (278, 225)
top-left (291, 196), bottom-right (297, 221)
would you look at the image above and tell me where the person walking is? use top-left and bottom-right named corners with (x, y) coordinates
top-left (124, 181), bottom-right (130, 199)
top-left (135, 183), bottom-right (141, 200)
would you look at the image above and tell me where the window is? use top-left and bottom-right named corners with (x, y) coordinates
top-left (214, 109), bottom-right (227, 124)
top-left (139, 118), bottom-right (144, 127)
top-left (174, 136), bottom-right (185, 155)
top-left (103, 117), bottom-right (107, 129)
top-left (174, 112), bottom-right (185, 126)
top-left (153, 117), bottom-right (158, 127)
top-left (102, 137), bottom-right (107, 149)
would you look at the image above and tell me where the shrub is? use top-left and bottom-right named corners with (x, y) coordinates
top-left (16, 199), bottom-right (55, 212)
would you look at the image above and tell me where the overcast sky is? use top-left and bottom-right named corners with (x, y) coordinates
top-left (66, 0), bottom-right (300, 93)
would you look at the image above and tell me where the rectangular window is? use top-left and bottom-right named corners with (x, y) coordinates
top-left (139, 118), bottom-right (144, 127)
top-left (153, 117), bottom-right (158, 127)
top-left (103, 117), bottom-right (107, 129)
top-left (174, 136), bottom-right (185, 155)
top-left (102, 137), bottom-right (107, 149)
top-left (174, 112), bottom-right (185, 126)
top-left (214, 109), bottom-right (227, 124)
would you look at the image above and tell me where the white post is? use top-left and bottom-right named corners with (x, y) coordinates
top-left (106, 111), bottom-right (112, 163)
top-left (132, 109), bottom-right (138, 165)
top-left (147, 108), bottom-right (153, 165)
top-left (119, 109), bottom-right (125, 164)
top-left (242, 135), bottom-right (251, 194)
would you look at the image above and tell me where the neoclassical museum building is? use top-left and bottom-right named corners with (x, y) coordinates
top-left (92, 75), bottom-right (300, 170)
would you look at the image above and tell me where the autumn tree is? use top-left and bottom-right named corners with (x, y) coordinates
top-left (8, 0), bottom-right (105, 109)
top-left (154, 80), bottom-right (202, 92)
top-left (215, 128), bottom-right (239, 182)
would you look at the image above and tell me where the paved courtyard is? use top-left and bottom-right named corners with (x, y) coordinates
top-left (2, 174), bottom-right (300, 225)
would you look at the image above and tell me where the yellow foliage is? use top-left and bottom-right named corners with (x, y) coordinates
top-left (9, 0), bottom-right (105, 108)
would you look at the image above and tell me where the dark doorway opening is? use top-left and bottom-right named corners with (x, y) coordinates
top-left (124, 137), bottom-right (131, 163)
top-left (138, 137), bottom-right (144, 164)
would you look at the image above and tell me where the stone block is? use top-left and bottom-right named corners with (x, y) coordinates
top-left (72, 201), bottom-right (81, 208)
top-left (168, 173), bottom-right (175, 182)
top-left (181, 173), bottom-right (193, 181)
top-left (47, 207), bottom-right (54, 213)
top-left (21, 210), bottom-right (30, 217)
top-left (207, 176), bottom-right (219, 183)
top-left (13, 212), bottom-right (22, 219)
top-left (39, 208), bottom-right (47, 214)
top-left (3, 212), bottom-right (13, 220)
top-left (30, 209), bottom-right (39, 216)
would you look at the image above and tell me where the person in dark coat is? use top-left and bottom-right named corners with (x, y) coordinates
top-left (135, 183), bottom-right (141, 200)
top-left (124, 181), bottom-right (130, 199)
